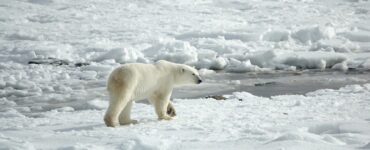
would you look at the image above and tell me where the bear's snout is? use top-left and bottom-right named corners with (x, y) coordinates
top-left (197, 79), bottom-right (202, 84)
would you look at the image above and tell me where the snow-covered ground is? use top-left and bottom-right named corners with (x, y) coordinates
top-left (1, 0), bottom-right (370, 149)
top-left (1, 84), bottom-right (370, 149)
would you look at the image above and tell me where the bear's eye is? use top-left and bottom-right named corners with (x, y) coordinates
top-left (192, 73), bottom-right (195, 76)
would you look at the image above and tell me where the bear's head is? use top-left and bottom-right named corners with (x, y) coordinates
top-left (175, 64), bottom-right (202, 86)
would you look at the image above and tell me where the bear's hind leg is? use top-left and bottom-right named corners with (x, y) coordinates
top-left (119, 100), bottom-right (138, 125)
top-left (104, 88), bottom-right (132, 127)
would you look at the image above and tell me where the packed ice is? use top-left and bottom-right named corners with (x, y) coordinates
top-left (1, 0), bottom-right (370, 149)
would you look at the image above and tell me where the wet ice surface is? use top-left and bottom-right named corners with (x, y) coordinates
top-left (6, 66), bottom-right (370, 113)
top-left (173, 70), bottom-right (370, 98)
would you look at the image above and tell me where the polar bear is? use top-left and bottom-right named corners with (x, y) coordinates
top-left (104, 60), bottom-right (202, 127)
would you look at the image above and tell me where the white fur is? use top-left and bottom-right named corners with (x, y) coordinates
top-left (104, 60), bottom-right (201, 127)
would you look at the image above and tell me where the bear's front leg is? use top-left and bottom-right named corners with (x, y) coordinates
top-left (104, 88), bottom-right (134, 127)
top-left (149, 91), bottom-right (173, 120)
top-left (167, 101), bottom-right (176, 117)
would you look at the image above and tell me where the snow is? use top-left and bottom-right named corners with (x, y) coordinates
top-left (1, 0), bottom-right (370, 149)
top-left (362, 59), bottom-right (370, 69)
top-left (93, 48), bottom-right (147, 64)
top-left (226, 59), bottom-right (263, 73)
top-left (261, 29), bottom-right (291, 42)
top-left (331, 61), bottom-right (349, 71)
top-left (1, 0), bottom-right (370, 72)
top-left (1, 84), bottom-right (370, 149)
top-left (144, 39), bottom-right (198, 64)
